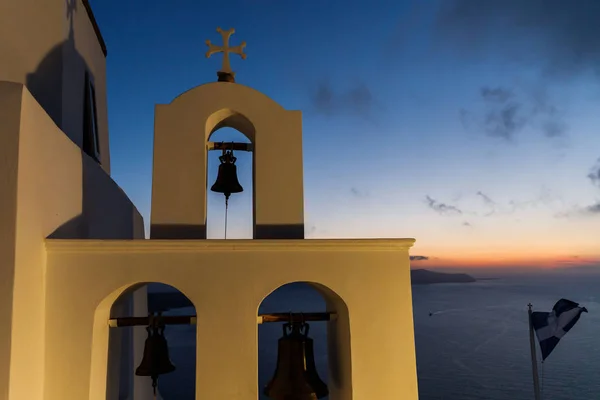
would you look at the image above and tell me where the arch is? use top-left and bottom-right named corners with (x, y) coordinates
top-left (206, 126), bottom-right (253, 239)
top-left (150, 80), bottom-right (304, 240)
top-left (90, 281), bottom-right (198, 400)
top-left (206, 108), bottom-right (256, 143)
top-left (257, 281), bottom-right (353, 400)
top-left (169, 82), bottom-right (286, 145)
top-left (170, 82), bottom-right (285, 112)
top-left (257, 281), bottom-right (349, 314)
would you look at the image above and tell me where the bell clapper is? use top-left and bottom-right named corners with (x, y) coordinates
top-left (152, 374), bottom-right (158, 397)
top-left (224, 193), bottom-right (230, 239)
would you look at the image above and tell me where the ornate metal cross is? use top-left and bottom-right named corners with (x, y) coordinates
top-left (205, 27), bottom-right (247, 81)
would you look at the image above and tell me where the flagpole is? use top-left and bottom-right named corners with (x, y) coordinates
top-left (528, 303), bottom-right (542, 400)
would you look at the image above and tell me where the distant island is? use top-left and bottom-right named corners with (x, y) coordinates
top-left (411, 269), bottom-right (477, 285)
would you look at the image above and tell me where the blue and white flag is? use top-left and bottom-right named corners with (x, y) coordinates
top-left (531, 298), bottom-right (587, 360)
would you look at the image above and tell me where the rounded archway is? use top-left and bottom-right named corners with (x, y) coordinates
top-left (98, 282), bottom-right (197, 400)
top-left (206, 108), bottom-right (256, 143)
top-left (257, 282), bottom-right (353, 400)
top-left (207, 125), bottom-right (253, 239)
top-left (151, 81), bottom-right (304, 240)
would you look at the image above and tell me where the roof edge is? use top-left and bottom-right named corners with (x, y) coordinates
top-left (45, 238), bottom-right (417, 253)
top-left (81, 0), bottom-right (107, 57)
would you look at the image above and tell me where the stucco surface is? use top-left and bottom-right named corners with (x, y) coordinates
top-left (151, 82), bottom-right (304, 239)
top-left (0, 0), bottom-right (111, 172)
top-left (0, 82), bottom-right (143, 400)
top-left (45, 239), bottom-right (418, 400)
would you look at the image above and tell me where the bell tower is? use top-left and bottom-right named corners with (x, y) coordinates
top-left (150, 28), bottom-right (304, 239)
top-left (0, 12), bottom-right (419, 398)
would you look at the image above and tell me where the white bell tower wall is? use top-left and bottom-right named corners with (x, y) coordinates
top-left (150, 82), bottom-right (304, 239)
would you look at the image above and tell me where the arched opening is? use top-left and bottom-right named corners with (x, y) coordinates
top-left (106, 283), bottom-right (197, 399)
top-left (257, 282), bottom-right (353, 400)
top-left (207, 126), bottom-right (253, 239)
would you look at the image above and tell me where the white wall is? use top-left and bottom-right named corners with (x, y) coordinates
top-left (0, 0), bottom-right (111, 172)
top-left (151, 83), bottom-right (305, 239)
top-left (0, 82), bottom-right (144, 400)
top-left (0, 82), bottom-right (22, 400)
top-left (44, 238), bottom-right (419, 400)
top-left (62, 0), bottom-right (111, 171)
top-left (0, 0), bottom-right (65, 128)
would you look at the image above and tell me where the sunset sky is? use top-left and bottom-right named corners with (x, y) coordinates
top-left (90, 0), bottom-right (600, 269)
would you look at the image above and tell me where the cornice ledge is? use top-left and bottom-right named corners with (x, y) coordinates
top-left (45, 238), bottom-right (416, 253)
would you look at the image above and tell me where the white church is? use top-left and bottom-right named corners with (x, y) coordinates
top-left (0, 1), bottom-right (418, 399)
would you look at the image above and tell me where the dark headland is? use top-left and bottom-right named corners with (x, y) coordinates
top-left (410, 269), bottom-right (476, 285)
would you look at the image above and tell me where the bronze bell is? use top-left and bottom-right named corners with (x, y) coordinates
top-left (211, 147), bottom-right (243, 199)
top-left (264, 322), bottom-right (329, 400)
top-left (135, 324), bottom-right (176, 394)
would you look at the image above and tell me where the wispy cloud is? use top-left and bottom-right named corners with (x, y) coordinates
top-left (429, 188), bottom-right (563, 218)
top-left (425, 195), bottom-right (463, 215)
top-left (310, 81), bottom-right (376, 119)
top-left (584, 203), bottom-right (600, 214)
top-left (476, 190), bottom-right (497, 216)
top-left (576, 159), bottom-right (600, 215)
top-left (555, 256), bottom-right (600, 268)
top-left (556, 159), bottom-right (600, 217)
top-left (556, 204), bottom-right (600, 218)
top-left (410, 255), bottom-right (429, 261)
top-left (433, 0), bottom-right (600, 80)
top-left (432, 1), bottom-right (600, 142)
top-left (588, 158), bottom-right (600, 188)
top-left (584, 159), bottom-right (600, 213)
top-left (480, 87), bottom-right (526, 140)
top-left (461, 85), bottom-right (568, 141)
top-left (349, 187), bottom-right (369, 198)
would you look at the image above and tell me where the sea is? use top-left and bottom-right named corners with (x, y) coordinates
top-left (151, 273), bottom-right (600, 400)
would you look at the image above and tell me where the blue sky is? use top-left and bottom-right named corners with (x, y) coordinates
top-left (90, 0), bottom-right (600, 268)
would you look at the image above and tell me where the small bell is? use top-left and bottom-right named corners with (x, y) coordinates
top-left (211, 145), bottom-right (243, 199)
top-left (135, 316), bottom-right (176, 395)
top-left (264, 322), bottom-right (329, 400)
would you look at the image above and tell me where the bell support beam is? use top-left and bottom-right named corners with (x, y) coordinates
top-left (207, 141), bottom-right (253, 152)
top-left (108, 315), bottom-right (197, 328)
top-left (257, 312), bottom-right (338, 324)
top-left (108, 312), bottom-right (337, 328)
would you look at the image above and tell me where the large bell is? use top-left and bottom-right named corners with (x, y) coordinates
top-left (264, 322), bottom-right (329, 400)
top-left (211, 148), bottom-right (243, 199)
top-left (135, 325), bottom-right (176, 393)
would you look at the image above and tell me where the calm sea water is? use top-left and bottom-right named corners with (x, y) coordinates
top-left (153, 273), bottom-right (600, 399)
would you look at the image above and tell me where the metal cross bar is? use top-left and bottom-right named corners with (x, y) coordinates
top-left (108, 312), bottom-right (337, 328)
top-left (207, 141), bottom-right (253, 152)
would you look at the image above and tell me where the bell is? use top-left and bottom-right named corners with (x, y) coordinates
top-left (135, 325), bottom-right (176, 393)
top-left (264, 322), bottom-right (329, 400)
top-left (211, 148), bottom-right (243, 199)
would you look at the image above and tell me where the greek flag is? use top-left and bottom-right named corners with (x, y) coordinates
top-left (531, 298), bottom-right (587, 360)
